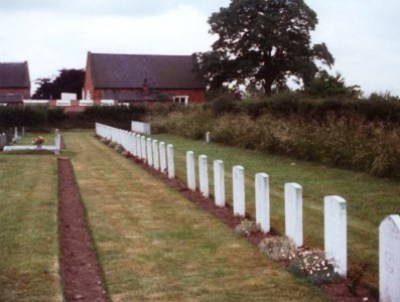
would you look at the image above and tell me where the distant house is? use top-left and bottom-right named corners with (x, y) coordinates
top-left (83, 52), bottom-right (206, 105)
top-left (0, 62), bottom-right (30, 106)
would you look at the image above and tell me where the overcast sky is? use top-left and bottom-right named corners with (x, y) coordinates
top-left (0, 0), bottom-right (399, 96)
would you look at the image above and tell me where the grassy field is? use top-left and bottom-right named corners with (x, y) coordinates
top-left (150, 133), bottom-right (400, 288)
top-left (65, 131), bottom-right (329, 301)
top-left (0, 153), bottom-right (61, 301)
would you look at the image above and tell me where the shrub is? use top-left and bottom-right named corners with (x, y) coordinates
top-left (259, 237), bottom-right (297, 261)
top-left (234, 219), bottom-right (259, 236)
top-left (288, 249), bottom-right (340, 284)
top-left (114, 144), bottom-right (124, 153)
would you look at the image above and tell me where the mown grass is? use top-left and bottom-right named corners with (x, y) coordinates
top-left (14, 131), bottom-right (56, 146)
top-left (150, 133), bottom-right (400, 288)
top-left (0, 154), bottom-right (61, 301)
top-left (65, 131), bottom-right (329, 301)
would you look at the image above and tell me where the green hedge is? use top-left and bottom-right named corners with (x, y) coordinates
top-left (0, 105), bottom-right (148, 131)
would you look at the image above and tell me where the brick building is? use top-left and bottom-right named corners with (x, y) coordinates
top-left (0, 62), bottom-right (30, 106)
top-left (83, 52), bottom-right (206, 105)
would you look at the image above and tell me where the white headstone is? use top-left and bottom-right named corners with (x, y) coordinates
top-left (141, 136), bottom-right (147, 161)
top-left (14, 127), bottom-right (18, 141)
top-left (136, 134), bottom-right (142, 158)
top-left (205, 132), bottom-right (211, 143)
top-left (146, 138), bottom-right (153, 166)
top-left (55, 133), bottom-right (61, 155)
top-left (152, 140), bottom-right (159, 170)
top-left (199, 155), bottom-right (209, 197)
top-left (379, 215), bottom-right (400, 302)
top-left (167, 144), bottom-right (175, 178)
top-left (324, 195), bottom-right (347, 277)
top-left (255, 173), bottom-right (270, 233)
top-left (159, 142), bottom-right (167, 173)
top-left (285, 183), bottom-right (303, 247)
top-left (130, 132), bottom-right (136, 156)
top-left (186, 151), bottom-right (196, 191)
top-left (213, 160), bottom-right (225, 207)
top-left (233, 165), bottom-right (245, 217)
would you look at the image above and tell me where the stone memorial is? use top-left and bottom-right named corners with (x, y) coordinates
top-left (213, 160), bottom-right (225, 207)
top-left (233, 165), bottom-right (245, 217)
top-left (159, 142), bottom-right (167, 173)
top-left (255, 173), bottom-right (270, 233)
top-left (379, 215), bottom-right (400, 302)
top-left (146, 138), bottom-right (153, 166)
top-left (199, 155), bottom-right (209, 197)
top-left (186, 151), bottom-right (196, 191)
top-left (324, 195), bottom-right (347, 277)
top-left (285, 183), bottom-right (303, 247)
top-left (167, 144), bottom-right (175, 178)
top-left (152, 140), bottom-right (159, 170)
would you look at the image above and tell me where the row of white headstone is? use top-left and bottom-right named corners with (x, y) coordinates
top-left (188, 150), bottom-right (347, 274)
top-left (95, 123), bottom-right (174, 179)
top-left (94, 123), bottom-right (399, 301)
top-left (186, 150), bottom-right (400, 301)
top-left (131, 121), bottom-right (151, 135)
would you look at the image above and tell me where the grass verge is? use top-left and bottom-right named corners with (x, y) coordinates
top-left (0, 154), bottom-right (61, 301)
top-left (65, 130), bottom-right (329, 301)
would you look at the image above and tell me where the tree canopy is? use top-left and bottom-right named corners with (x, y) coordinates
top-left (32, 69), bottom-right (85, 99)
top-left (194, 0), bottom-right (334, 95)
top-left (304, 70), bottom-right (361, 98)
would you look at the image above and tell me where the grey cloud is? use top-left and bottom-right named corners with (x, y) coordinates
top-left (0, 0), bottom-right (230, 16)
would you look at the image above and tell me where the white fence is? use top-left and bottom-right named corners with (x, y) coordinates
top-left (95, 122), bottom-right (399, 301)
top-left (131, 121), bottom-right (151, 135)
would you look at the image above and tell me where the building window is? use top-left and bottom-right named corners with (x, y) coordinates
top-left (173, 95), bottom-right (189, 105)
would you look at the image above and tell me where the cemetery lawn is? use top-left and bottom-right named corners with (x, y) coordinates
top-left (0, 154), bottom-right (61, 301)
top-left (64, 131), bottom-right (329, 301)
top-left (152, 133), bottom-right (400, 289)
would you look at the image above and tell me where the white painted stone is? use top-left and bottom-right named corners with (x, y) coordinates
top-left (232, 165), bottom-right (245, 217)
top-left (14, 127), bottom-right (18, 141)
top-left (205, 132), bottom-right (211, 143)
top-left (136, 134), bottom-right (141, 158)
top-left (159, 142), bottom-right (167, 173)
top-left (141, 136), bottom-right (147, 161)
top-left (324, 195), bottom-right (347, 277)
top-left (130, 133), bottom-right (136, 156)
top-left (379, 215), bottom-right (400, 302)
top-left (186, 151), bottom-right (196, 191)
top-left (285, 183), bottom-right (303, 247)
top-left (167, 144), bottom-right (175, 178)
top-left (131, 121), bottom-right (151, 135)
top-left (55, 134), bottom-right (61, 155)
top-left (146, 138), bottom-right (153, 166)
top-left (255, 173), bottom-right (270, 233)
top-left (152, 140), bottom-right (159, 170)
top-left (198, 155), bottom-right (209, 197)
top-left (213, 160), bottom-right (225, 207)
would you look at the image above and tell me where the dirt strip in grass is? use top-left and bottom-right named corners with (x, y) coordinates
top-left (58, 157), bottom-right (108, 302)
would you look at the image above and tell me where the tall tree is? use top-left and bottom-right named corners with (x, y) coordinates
top-left (194, 0), bottom-right (334, 95)
top-left (33, 69), bottom-right (85, 99)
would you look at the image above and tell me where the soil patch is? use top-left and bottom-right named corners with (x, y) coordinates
top-left (58, 157), bottom-right (108, 302)
top-left (127, 153), bottom-right (377, 302)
